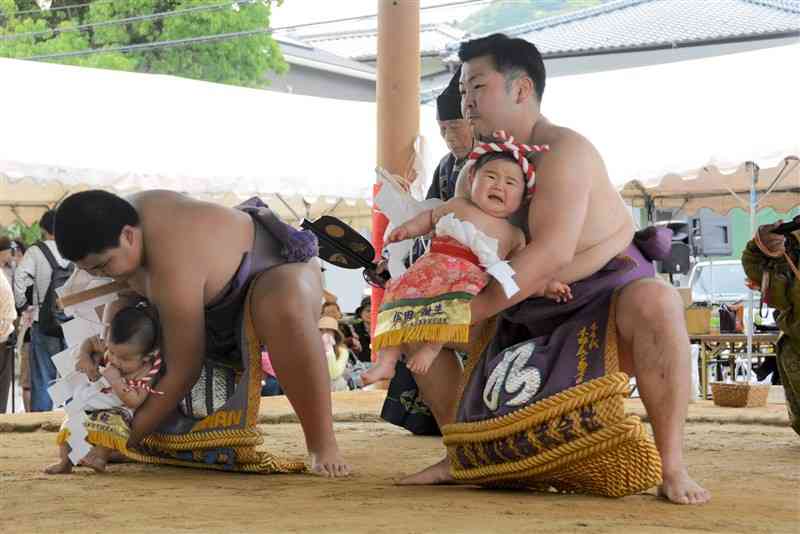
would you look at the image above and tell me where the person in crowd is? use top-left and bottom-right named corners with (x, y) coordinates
top-left (0, 243), bottom-right (17, 413)
top-left (351, 296), bottom-right (372, 364)
top-left (399, 33), bottom-right (708, 505)
top-left (322, 300), bottom-right (361, 355)
top-left (319, 316), bottom-right (349, 391)
top-left (260, 350), bottom-right (282, 397)
top-left (743, 216), bottom-right (800, 436)
top-left (1, 238), bottom-right (32, 412)
top-left (55, 190), bottom-right (349, 477)
top-left (13, 211), bottom-right (71, 412)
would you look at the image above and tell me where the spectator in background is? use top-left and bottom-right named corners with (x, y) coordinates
top-left (0, 250), bottom-right (17, 412)
top-left (13, 211), bottom-right (71, 411)
top-left (322, 300), bottom-right (361, 355)
top-left (319, 316), bottom-right (349, 391)
top-left (260, 350), bottom-right (282, 397)
top-left (0, 236), bottom-right (13, 283)
top-left (743, 217), bottom-right (800, 436)
top-left (351, 296), bottom-right (372, 364)
top-left (9, 240), bottom-right (33, 412)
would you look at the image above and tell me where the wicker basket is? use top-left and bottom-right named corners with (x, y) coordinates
top-left (710, 382), bottom-right (770, 408)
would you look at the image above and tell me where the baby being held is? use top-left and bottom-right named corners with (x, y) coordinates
top-left (362, 133), bottom-right (569, 385)
top-left (45, 303), bottom-right (161, 474)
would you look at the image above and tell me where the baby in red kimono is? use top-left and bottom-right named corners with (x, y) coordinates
top-left (362, 134), bottom-right (570, 384)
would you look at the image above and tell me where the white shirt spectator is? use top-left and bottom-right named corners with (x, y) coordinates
top-left (0, 268), bottom-right (17, 342)
top-left (13, 239), bottom-right (70, 322)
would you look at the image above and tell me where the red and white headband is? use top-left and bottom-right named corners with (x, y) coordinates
top-left (464, 130), bottom-right (549, 195)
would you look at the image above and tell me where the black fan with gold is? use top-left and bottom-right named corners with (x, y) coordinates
top-left (301, 216), bottom-right (390, 288)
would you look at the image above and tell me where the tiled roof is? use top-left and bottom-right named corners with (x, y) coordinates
top-left (275, 36), bottom-right (376, 78)
top-left (497, 0), bottom-right (800, 56)
top-left (286, 23), bottom-right (467, 61)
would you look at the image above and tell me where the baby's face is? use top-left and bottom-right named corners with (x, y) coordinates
top-left (105, 341), bottom-right (148, 375)
top-left (470, 158), bottom-right (526, 218)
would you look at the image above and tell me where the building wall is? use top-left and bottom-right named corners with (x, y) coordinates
top-left (264, 64), bottom-right (376, 102)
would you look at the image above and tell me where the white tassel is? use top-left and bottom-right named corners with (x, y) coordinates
top-left (486, 261), bottom-right (520, 298)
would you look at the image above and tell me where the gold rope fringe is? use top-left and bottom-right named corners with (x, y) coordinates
top-left (373, 323), bottom-right (469, 352)
top-left (443, 373), bottom-right (662, 497)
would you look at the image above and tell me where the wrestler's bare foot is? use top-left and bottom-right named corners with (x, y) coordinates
top-left (79, 446), bottom-right (111, 473)
top-left (44, 460), bottom-right (73, 475)
top-left (657, 468), bottom-right (711, 505)
top-left (397, 457), bottom-right (455, 485)
top-left (308, 446), bottom-right (351, 478)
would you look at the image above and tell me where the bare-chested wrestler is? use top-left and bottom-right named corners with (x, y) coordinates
top-left (54, 190), bottom-right (349, 477)
top-left (399, 34), bottom-right (709, 504)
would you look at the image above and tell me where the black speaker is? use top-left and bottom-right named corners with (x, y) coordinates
top-left (691, 214), bottom-right (732, 257)
top-left (658, 242), bottom-right (691, 275)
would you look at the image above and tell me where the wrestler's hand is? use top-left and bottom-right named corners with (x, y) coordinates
top-left (386, 226), bottom-right (410, 244)
top-left (544, 280), bottom-right (572, 303)
top-left (759, 220), bottom-right (786, 256)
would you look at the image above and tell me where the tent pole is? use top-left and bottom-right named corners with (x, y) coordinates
top-left (374, 0), bottom-right (420, 347)
top-left (746, 161), bottom-right (758, 382)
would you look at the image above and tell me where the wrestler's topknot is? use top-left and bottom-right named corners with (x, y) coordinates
top-left (54, 190), bottom-right (140, 261)
top-left (458, 33), bottom-right (546, 102)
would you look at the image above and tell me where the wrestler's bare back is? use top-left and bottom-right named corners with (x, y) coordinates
top-left (123, 190), bottom-right (255, 304)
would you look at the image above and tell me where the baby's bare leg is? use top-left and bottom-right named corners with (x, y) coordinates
top-left (361, 346), bottom-right (403, 385)
top-left (406, 342), bottom-right (443, 376)
top-left (44, 443), bottom-right (73, 475)
top-left (79, 446), bottom-right (112, 473)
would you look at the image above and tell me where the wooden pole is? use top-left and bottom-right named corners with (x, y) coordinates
top-left (58, 279), bottom-right (129, 309)
top-left (372, 0), bottom-right (420, 352)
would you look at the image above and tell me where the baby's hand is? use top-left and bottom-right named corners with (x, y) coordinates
top-left (386, 226), bottom-right (410, 244)
top-left (544, 280), bottom-right (572, 303)
top-left (102, 364), bottom-right (122, 382)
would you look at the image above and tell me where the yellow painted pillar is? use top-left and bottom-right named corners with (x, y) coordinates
top-left (372, 0), bottom-right (420, 347)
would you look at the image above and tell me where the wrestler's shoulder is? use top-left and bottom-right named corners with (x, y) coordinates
top-left (538, 123), bottom-right (596, 153)
top-left (127, 189), bottom-right (197, 210)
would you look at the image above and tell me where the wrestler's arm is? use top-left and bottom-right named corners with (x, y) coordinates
top-left (127, 272), bottom-right (205, 446)
top-left (552, 217), bottom-right (634, 284)
top-left (102, 364), bottom-right (149, 410)
top-left (471, 135), bottom-right (593, 322)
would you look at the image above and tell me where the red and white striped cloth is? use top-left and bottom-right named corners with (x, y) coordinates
top-left (464, 130), bottom-right (549, 195)
top-left (101, 351), bottom-right (164, 396)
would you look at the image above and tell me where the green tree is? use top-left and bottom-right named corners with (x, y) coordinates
top-left (0, 0), bottom-right (287, 87)
top-left (3, 220), bottom-right (42, 246)
top-left (459, 0), bottom-right (608, 35)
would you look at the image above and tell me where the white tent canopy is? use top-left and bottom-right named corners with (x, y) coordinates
top-left (0, 57), bottom-right (446, 228)
top-left (1, 41), bottom-right (797, 228)
top-left (542, 40), bottom-right (800, 214)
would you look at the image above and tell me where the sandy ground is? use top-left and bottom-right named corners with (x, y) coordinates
top-left (1, 393), bottom-right (798, 534)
